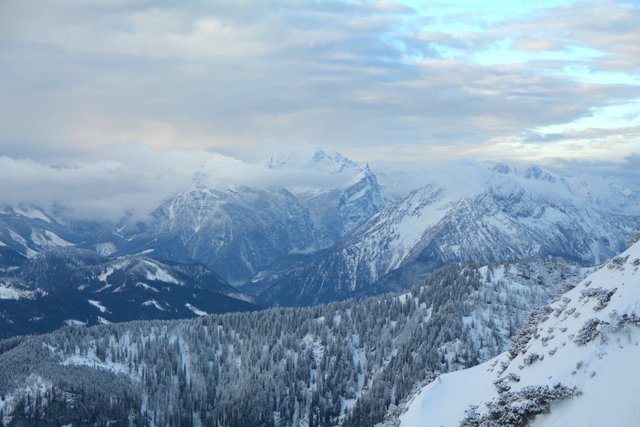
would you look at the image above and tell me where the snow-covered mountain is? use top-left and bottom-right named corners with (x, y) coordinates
top-left (121, 185), bottom-right (318, 284)
top-left (0, 247), bottom-right (259, 338)
top-left (399, 238), bottom-right (640, 427)
top-left (0, 255), bottom-right (584, 426)
top-left (267, 148), bottom-right (358, 174)
top-left (298, 163), bottom-right (387, 247)
top-left (258, 164), bottom-right (640, 306)
top-left (269, 148), bottom-right (388, 245)
top-left (97, 149), bottom-right (387, 285)
top-left (0, 206), bottom-right (77, 261)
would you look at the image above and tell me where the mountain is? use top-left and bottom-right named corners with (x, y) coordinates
top-left (0, 256), bottom-right (584, 425)
top-left (257, 164), bottom-right (640, 306)
top-left (0, 247), bottom-right (260, 338)
top-left (267, 148), bottom-right (358, 174)
top-left (267, 148), bottom-right (388, 246)
top-left (104, 149), bottom-right (386, 285)
top-left (113, 185), bottom-right (318, 284)
top-left (299, 163), bottom-right (387, 247)
top-left (399, 238), bottom-right (640, 427)
top-left (0, 149), bottom-right (388, 290)
top-left (0, 206), bottom-right (78, 261)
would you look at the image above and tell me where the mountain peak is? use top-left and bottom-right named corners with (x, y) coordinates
top-left (266, 148), bottom-right (359, 174)
top-left (306, 149), bottom-right (358, 173)
top-left (524, 165), bottom-right (557, 182)
top-left (492, 163), bottom-right (518, 176)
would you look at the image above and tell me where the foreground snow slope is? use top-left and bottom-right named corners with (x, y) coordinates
top-left (401, 239), bottom-right (640, 427)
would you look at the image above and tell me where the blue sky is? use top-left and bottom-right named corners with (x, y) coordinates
top-left (0, 0), bottom-right (638, 169)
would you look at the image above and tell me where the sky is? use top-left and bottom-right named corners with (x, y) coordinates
top-left (0, 0), bottom-right (639, 218)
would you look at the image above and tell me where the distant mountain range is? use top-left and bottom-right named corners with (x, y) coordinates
top-left (254, 162), bottom-right (640, 306)
top-left (0, 149), bottom-right (638, 336)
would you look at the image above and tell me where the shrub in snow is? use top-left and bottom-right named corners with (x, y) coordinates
top-left (574, 318), bottom-right (609, 346)
top-left (493, 377), bottom-right (512, 393)
top-left (608, 256), bottom-right (628, 270)
top-left (493, 374), bottom-right (521, 393)
top-left (523, 352), bottom-right (543, 366)
top-left (509, 306), bottom-right (553, 359)
top-left (610, 313), bottom-right (640, 331)
top-left (579, 288), bottom-right (617, 311)
top-left (627, 233), bottom-right (640, 247)
top-left (461, 383), bottom-right (579, 427)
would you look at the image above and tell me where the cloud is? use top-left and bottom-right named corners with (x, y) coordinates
top-left (548, 152), bottom-right (640, 190)
top-left (0, 142), bottom-right (353, 221)
top-left (0, 0), bottom-right (638, 166)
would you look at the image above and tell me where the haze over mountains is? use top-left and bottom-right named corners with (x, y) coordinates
top-left (2, 0), bottom-right (639, 423)
top-left (0, 149), bottom-right (639, 336)
top-left (0, 148), bottom-right (639, 426)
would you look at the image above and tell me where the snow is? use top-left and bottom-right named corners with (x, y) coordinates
top-left (44, 230), bottom-right (72, 246)
top-left (30, 230), bottom-right (73, 248)
top-left (136, 282), bottom-right (159, 292)
top-left (0, 240), bottom-right (5, 247)
top-left (13, 207), bottom-right (51, 223)
top-left (400, 356), bottom-right (507, 427)
top-left (185, 303), bottom-right (207, 316)
top-left (95, 242), bottom-right (117, 256)
top-left (400, 241), bottom-right (640, 427)
top-left (7, 229), bottom-right (37, 257)
top-left (98, 259), bottom-right (128, 284)
top-left (64, 319), bottom-right (87, 326)
top-left (0, 283), bottom-right (40, 300)
top-left (88, 299), bottom-right (108, 313)
top-left (62, 348), bottom-right (139, 382)
top-left (97, 316), bottom-right (112, 324)
top-left (143, 299), bottom-right (165, 311)
top-left (225, 291), bottom-right (255, 303)
top-left (143, 260), bottom-right (182, 284)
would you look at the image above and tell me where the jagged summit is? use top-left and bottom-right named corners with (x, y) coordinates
top-left (257, 164), bottom-right (640, 306)
top-left (306, 149), bottom-right (358, 174)
top-left (490, 163), bottom-right (558, 182)
top-left (266, 148), bottom-right (359, 174)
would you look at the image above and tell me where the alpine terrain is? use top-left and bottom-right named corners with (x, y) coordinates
top-left (400, 238), bottom-right (640, 427)
top-left (0, 254), bottom-right (588, 425)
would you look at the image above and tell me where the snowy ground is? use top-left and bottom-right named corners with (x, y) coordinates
top-left (400, 240), bottom-right (640, 427)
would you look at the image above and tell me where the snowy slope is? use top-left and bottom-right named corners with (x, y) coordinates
top-left (400, 239), bottom-right (640, 427)
top-left (0, 206), bottom-right (78, 259)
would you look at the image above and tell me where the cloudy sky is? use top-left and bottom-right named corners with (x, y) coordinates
top-left (0, 0), bottom-right (639, 217)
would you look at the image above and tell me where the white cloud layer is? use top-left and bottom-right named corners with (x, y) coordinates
top-left (0, 0), bottom-right (638, 164)
top-left (0, 142), bottom-right (356, 221)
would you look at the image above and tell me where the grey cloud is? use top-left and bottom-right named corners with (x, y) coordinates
top-left (522, 126), bottom-right (640, 143)
top-left (0, 142), bottom-right (352, 221)
top-left (548, 153), bottom-right (640, 190)
top-left (0, 0), bottom-right (638, 163)
top-left (496, 0), bottom-right (640, 72)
